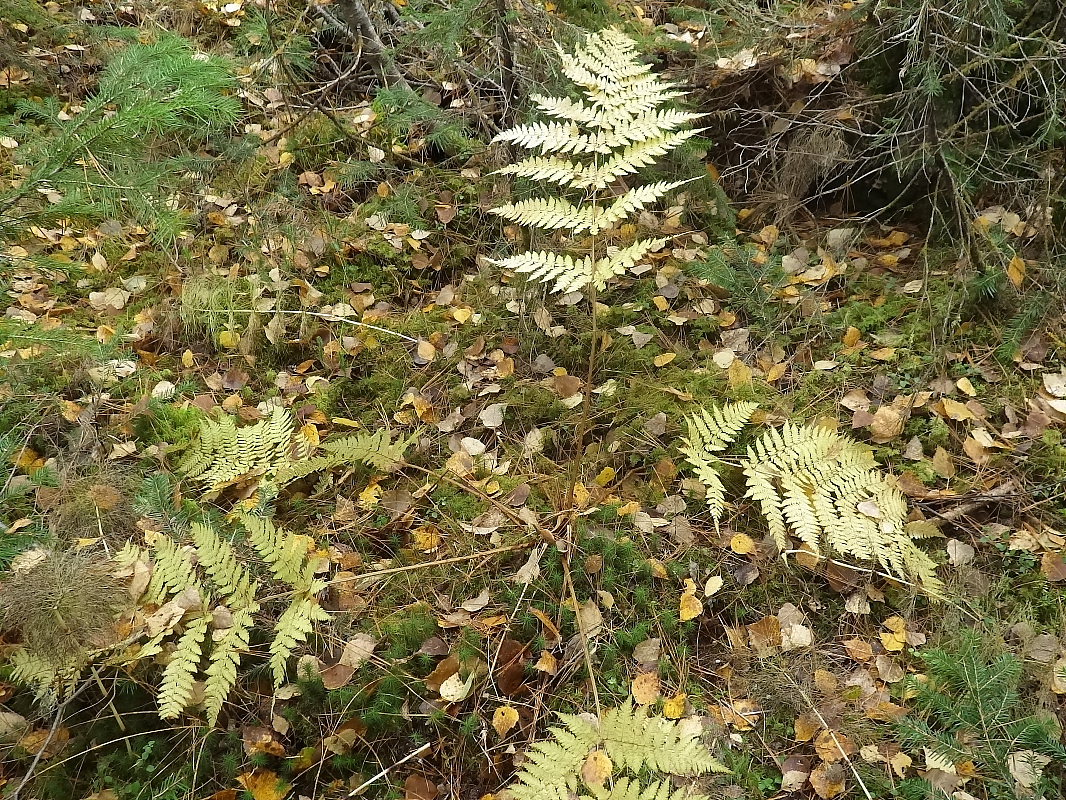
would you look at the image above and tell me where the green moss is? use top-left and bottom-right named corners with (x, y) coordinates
top-left (133, 401), bottom-right (203, 448)
top-left (425, 484), bottom-right (485, 523)
top-left (379, 606), bottom-right (439, 659)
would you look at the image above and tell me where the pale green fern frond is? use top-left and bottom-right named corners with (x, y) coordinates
top-left (202, 605), bottom-right (256, 726)
top-left (591, 778), bottom-right (708, 800)
top-left (181, 408), bottom-right (404, 491)
top-left (189, 522), bottom-right (253, 603)
top-left (589, 180), bottom-right (692, 234)
top-left (509, 701), bottom-right (724, 800)
top-left (269, 593), bottom-right (329, 686)
top-left (531, 95), bottom-right (601, 126)
top-left (489, 196), bottom-right (594, 231)
top-left (9, 648), bottom-right (79, 706)
top-left (321, 429), bottom-right (407, 470)
top-left (510, 714), bottom-right (599, 800)
top-left (679, 402), bottom-right (758, 524)
top-left (144, 533), bottom-right (198, 604)
top-left (598, 701), bottom-right (726, 775)
top-left (488, 29), bottom-right (701, 296)
top-left (179, 404), bottom-right (293, 490)
top-left (575, 131), bottom-right (702, 189)
top-left (682, 404), bottom-right (942, 592)
top-left (495, 155), bottom-right (587, 187)
top-left (492, 238), bottom-right (666, 294)
top-left (237, 513), bottom-right (312, 587)
top-left (158, 614), bottom-right (209, 720)
top-left (494, 122), bottom-right (584, 154)
top-left (682, 402), bottom-right (758, 454)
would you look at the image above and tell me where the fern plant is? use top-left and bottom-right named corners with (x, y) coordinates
top-left (509, 701), bottom-right (727, 800)
top-left (895, 631), bottom-right (1066, 799)
top-left (680, 402), bottom-right (942, 591)
top-left (119, 510), bottom-right (328, 724)
top-left (178, 405), bottom-right (408, 493)
top-left (0, 33), bottom-right (240, 243)
top-left (489, 28), bottom-right (702, 295)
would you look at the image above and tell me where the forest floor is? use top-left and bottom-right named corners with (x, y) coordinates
top-left (1, 2), bottom-right (1065, 800)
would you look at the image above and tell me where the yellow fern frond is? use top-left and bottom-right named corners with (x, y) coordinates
top-left (680, 402), bottom-right (758, 524)
top-left (144, 533), bottom-right (198, 604)
top-left (158, 614), bottom-right (209, 720)
top-left (237, 513), bottom-right (312, 587)
top-left (202, 606), bottom-right (256, 726)
top-left (190, 522), bottom-right (253, 603)
top-left (268, 593), bottom-right (329, 687)
top-left (509, 701), bottom-right (725, 800)
top-left (492, 238), bottom-right (666, 294)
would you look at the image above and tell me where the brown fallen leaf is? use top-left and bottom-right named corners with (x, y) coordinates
top-left (1041, 552), bottom-right (1066, 582)
top-left (809, 762), bottom-right (847, 799)
top-left (404, 774), bottom-right (438, 800)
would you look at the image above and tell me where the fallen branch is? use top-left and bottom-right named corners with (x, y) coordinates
top-left (318, 0), bottom-right (411, 90)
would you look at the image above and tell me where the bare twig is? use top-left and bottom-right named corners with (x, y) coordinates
top-left (321, 0), bottom-right (411, 90)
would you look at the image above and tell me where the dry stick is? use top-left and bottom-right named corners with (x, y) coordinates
top-left (185, 307), bottom-right (420, 344)
top-left (559, 544), bottom-right (602, 716)
top-left (922, 480), bottom-right (1019, 522)
top-left (785, 674), bottom-right (874, 800)
top-left (326, 0), bottom-right (411, 91)
top-left (347, 742), bottom-right (430, 797)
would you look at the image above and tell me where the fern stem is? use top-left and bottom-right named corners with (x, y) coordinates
top-left (184, 306), bottom-right (420, 343)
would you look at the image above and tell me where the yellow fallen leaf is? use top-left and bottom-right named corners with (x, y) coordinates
top-left (663, 692), bottom-right (687, 719)
top-left (939, 398), bottom-right (974, 421)
top-left (956, 377), bottom-right (977, 397)
top-left (594, 467), bottom-right (616, 487)
top-left (358, 478), bottom-right (382, 508)
top-left (679, 578), bottom-right (703, 621)
top-left (653, 352), bottom-right (676, 367)
top-left (730, 533), bottom-right (756, 555)
top-left (412, 525), bottom-right (443, 552)
top-left (728, 358), bottom-right (752, 388)
top-left (581, 750), bottom-right (613, 789)
top-left (704, 575), bottom-right (724, 597)
top-left (238, 770), bottom-right (290, 800)
top-left (492, 705), bottom-right (519, 737)
top-left (842, 326), bottom-right (861, 347)
top-left (1007, 255), bottom-right (1026, 288)
top-left (218, 330), bottom-right (241, 349)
